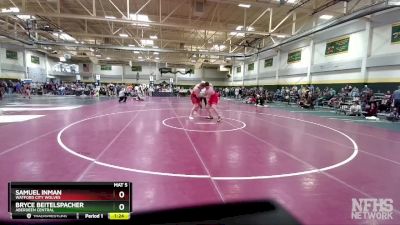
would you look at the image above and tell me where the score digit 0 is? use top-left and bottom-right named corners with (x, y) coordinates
top-left (119, 191), bottom-right (125, 199)
top-left (113, 183), bottom-right (129, 203)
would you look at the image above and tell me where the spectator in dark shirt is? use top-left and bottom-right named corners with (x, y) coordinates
top-left (0, 81), bottom-right (6, 100)
top-left (379, 91), bottom-right (392, 112)
top-left (363, 102), bottom-right (378, 117)
top-left (256, 94), bottom-right (266, 106)
top-left (393, 86), bottom-right (400, 117)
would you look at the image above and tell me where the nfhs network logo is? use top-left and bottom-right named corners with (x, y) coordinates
top-left (352, 198), bottom-right (394, 220)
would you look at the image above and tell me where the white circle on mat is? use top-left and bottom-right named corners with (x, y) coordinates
top-left (162, 116), bottom-right (246, 133)
top-left (57, 108), bottom-right (358, 180)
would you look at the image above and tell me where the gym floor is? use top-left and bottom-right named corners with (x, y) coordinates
top-left (0, 95), bottom-right (399, 225)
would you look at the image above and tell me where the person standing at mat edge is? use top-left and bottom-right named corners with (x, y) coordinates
top-left (118, 88), bottom-right (127, 103)
top-left (394, 86), bottom-right (400, 117)
top-left (205, 83), bottom-right (222, 122)
top-left (23, 82), bottom-right (31, 99)
top-left (189, 81), bottom-right (207, 120)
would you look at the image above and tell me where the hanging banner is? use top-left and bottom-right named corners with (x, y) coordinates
top-left (236, 66), bottom-right (241, 73)
top-left (325, 36), bottom-right (350, 55)
top-left (248, 63), bottom-right (254, 71)
top-left (76, 75), bottom-right (81, 81)
top-left (264, 58), bottom-right (273, 67)
top-left (131, 66), bottom-right (142, 72)
top-left (391, 23), bottom-right (400, 44)
top-left (287, 50), bottom-right (302, 63)
top-left (6, 50), bottom-right (18, 60)
top-left (31, 55), bottom-right (40, 64)
top-left (100, 65), bottom-right (112, 70)
top-left (159, 68), bottom-right (172, 74)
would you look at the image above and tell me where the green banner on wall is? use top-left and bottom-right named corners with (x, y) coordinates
top-left (287, 50), bottom-right (301, 63)
top-left (264, 58), bottom-right (273, 67)
top-left (248, 63), bottom-right (254, 71)
top-left (31, 55), bottom-right (40, 64)
top-left (391, 23), bottom-right (400, 44)
top-left (6, 50), bottom-right (18, 60)
top-left (325, 36), bottom-right (350, 55)
top-left (100, 65), bottom-right (112, 70)
top-left (159, 68), bottom-right (172, 74)
top-left (131, 65), bottom-right (142, 72)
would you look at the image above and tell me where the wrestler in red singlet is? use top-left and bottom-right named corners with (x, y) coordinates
top-left (205, 84), bottom-right (222, 122)
top-left (190, 83), bottom-right (202, 105)
top-left (189, 81), bottom-right (207, 119)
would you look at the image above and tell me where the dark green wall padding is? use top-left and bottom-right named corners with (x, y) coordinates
top-left (213, 83), bottom-right (400, 92)
top-left (1, 79), bottom-right (398, 92)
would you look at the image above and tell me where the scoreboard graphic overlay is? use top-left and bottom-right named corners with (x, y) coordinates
top-left (8, 182), bottom-right (132, 220)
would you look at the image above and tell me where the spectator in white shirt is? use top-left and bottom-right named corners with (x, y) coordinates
top-left (348, 101), bottom-right (362, 116)
top-left (234, 88), bottom-right (239, 99)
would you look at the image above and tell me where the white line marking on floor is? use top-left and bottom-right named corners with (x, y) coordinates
top-left (0, 106), bottom-right (81, 111)
top-left (6, 102), bottom-right (25, 105)
top-left (215, 110), bottom-right (358, 180)
top-left (0, 128), bottom-right (61, 156)
top-left (57, 109), bottom-right (209, 179)
top-left (5, 104), bottom-right (54, 107)
top-left (170, 102), bottom-right (225, 203)
top-left (0, 115), bottom-right (45, 123)
top-left (269, 106), bottom-right (290, 108)
top-left (289, 110), bottom-right (336, 113)
top-left (76, 111), bottom-right (142, 181)
top-left (328, 118), bottom-right (353, 121)
top-left (320, 115), bottom-right (347, 118)
top-left (57, 108), bottom-right (358, 181)
top-left (0, 109), bottom-right (132, 157)
top-left (351, 120), bottom-right (387, 123)
top-left (195, 122), bottom-right (216, 125)
top-left (305, 131), bottom-right (400, 167)
top-left (163, 116), bottom-right (246, 132)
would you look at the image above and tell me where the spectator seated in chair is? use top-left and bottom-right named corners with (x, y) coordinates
top-left (348, 101), bottom-right (362, 116)
top-left (363, 102), bottom-right (378, 117)
top-left (379, 90), bottom-right (392, 112)
top-left (266, 92), bottom-right (273, 103)
top-left (256, 94), bottom-right (265, 106)
top-left (299, 89), bottom-right (314, 109)
top-left (393, 86), bottom-right (400, 118)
